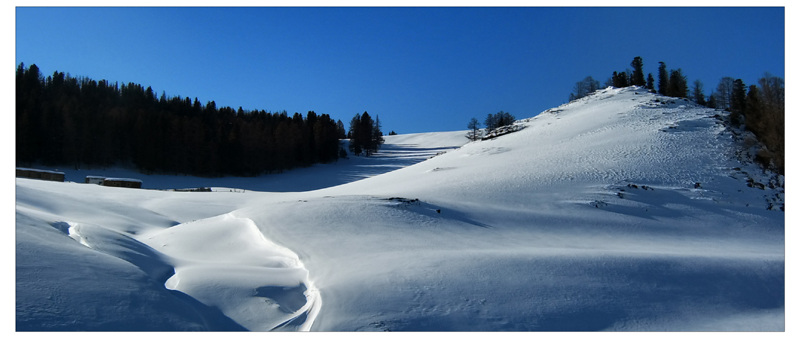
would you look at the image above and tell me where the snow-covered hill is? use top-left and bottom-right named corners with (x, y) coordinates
top-left (15, 87), bottom-right (784, 331)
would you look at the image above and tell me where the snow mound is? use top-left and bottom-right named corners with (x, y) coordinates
top-left (149, 213), bottom-right (320, 331)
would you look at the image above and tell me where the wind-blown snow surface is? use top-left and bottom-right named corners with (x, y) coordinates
top-left (16, 87), bottom-right (784, 331)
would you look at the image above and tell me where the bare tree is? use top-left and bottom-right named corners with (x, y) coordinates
top-left (570, 76), bottom-right (600, 101)
top-left (466, 118), bottom-right (482, 141)
top-left (714, 77), bottom-right (735, 110)
top-left (758, 72), bottom-right (784, 112)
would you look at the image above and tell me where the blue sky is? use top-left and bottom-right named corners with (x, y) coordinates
top-left (15, 6), bottom-right (785, 134)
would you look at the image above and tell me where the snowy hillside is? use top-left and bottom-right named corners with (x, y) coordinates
top-left (15, 87), bottom-right (784, 331)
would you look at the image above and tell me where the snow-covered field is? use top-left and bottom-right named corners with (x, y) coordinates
top-left (15, 87), bottom-right (785, 331)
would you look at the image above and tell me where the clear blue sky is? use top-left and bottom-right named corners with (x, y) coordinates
top-left (15, 6), bottom-right (785, 134)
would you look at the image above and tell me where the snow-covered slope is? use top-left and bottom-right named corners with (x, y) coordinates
top-left (15, 87), bottom-right (784, 331)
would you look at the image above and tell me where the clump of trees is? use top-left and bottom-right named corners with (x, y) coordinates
top-left (567, 56), bottom-right (784, 175)
top-left (484, 111), bottom-right (515, 131)
top-left (736, 74), bottom-right (784, 173)
top-left (571, 57), bottom-right (688, 100)
top-left (569, 76), bottom-right (601, 101)
top-left (465, 111), bottom-right (516, 141)
top-left (347, 111), bottom-right (384, 156)
top-left (16, 63), bottom-right (351, 177)
top-left (652, 60), bottom-right (688, 98)
top-left (700, 74), bottom-right (784, 173)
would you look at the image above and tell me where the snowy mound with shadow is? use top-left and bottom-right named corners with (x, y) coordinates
top-left (16, 86), bottom-right (783, 331)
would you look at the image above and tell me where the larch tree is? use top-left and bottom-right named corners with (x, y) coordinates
top-left (466, 117), bottom-right (482, 141)
top-left (714, 77), bottom-right (735, 110)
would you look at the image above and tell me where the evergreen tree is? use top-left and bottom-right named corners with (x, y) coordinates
top-left (730, 79), bottom-right (747, 125)
top-left (498, 111), bottom-right (515, 127)
top-left (707, 94), bottom-right (717, 109)
top-left (619, 72), bottom-right (629, 87)
top-left (657, 62), bottom-right (669, 95)
top-left (359, 111), bottom-right (377, 156)
top-left (484, 113), bottom-right (497, 131)
top-left (630, 56), bottom-right (646, 86)
top-left (347, 111), bottom-right (383, 157)
top-left (691, 79), bottom-right (706, 106)
top-left (744, 84), bottom-right (761, 131)
top-left (612, 71), bottom-right (629, 88)
top-left (667, 69), bottom-right (688, 98)
top-left (646, 73), bottom-right (655, 92)
top-left (348, 113), bottom-right (360, 139)
top-left (484, 111), bottom-right (515, 131)
top-left (336, 119), bottom-right (346, 139)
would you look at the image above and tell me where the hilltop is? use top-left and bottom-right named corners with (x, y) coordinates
top-left (15, 87), bottom-right (784, 331)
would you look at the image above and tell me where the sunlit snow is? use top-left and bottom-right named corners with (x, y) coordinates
top-left (16, 87), bottom-right (784, 331)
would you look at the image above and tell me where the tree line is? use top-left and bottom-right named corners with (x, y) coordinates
top-left (568, 57), bottom-right (784, 175)
top-left (16, 63), bottom-right (359, 177)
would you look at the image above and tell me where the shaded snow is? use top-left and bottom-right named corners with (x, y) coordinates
top-left (41, 130), bottom-right (470, 192)
top-left (15, 87), bottom-right (784, 331)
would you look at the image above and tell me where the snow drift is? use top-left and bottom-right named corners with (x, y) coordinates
top-left (16, 86), bottom-right (784, 331)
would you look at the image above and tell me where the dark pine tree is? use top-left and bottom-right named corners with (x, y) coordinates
top-left (359, 111), bottom-right (376, 156)
top-left (347, 111), bottom-right (383, 157)
top-left (743, 84), bottom-right (761, 132)
top-left (630, 56), bottom-right (646, 86)
top-left (667, 69), bottom-right (688, 98)
top-left (657, 62), bottom-right (669, 95)
top-left (619, 71), bottom-right (629, 87)
top-left (730, 79), bottom-right (747, 126)
top-left (707, 94), bottom-right (717, 108)
top-left (336, 119), bottom-right (346, 139)
top-left (691, 79), bottom-right (707, 106)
